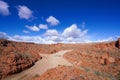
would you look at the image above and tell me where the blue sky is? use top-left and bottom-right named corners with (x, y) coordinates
top-left (0, 0), bottom-right (120, 43)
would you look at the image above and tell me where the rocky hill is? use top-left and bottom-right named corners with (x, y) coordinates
top-left (0, 38), bottom-right (120, 80)
top-left (33, 39), bottom-right (120, 80)
top-left (0, 39), bottom-right (62, 79)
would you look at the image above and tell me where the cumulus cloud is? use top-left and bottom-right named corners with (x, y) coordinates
top-left (62, 24), bottom-right (88, 38)
top-left (8, 34), bottom-right (119, 44)
top-left (0, 0), bottom-right (10, 16)
top-left (0, 23), bottom-right (91, 44)
top-left (17, 5), bottom-right (33, 20)
top-left (44, 36), bottom-right (62, 43)
top-left (43, 29), bottom-right (62, 43)
top-left (9, 35), bottom-right (44, 43)
top-left (39, 24), bottom-right (48, 29)
top-left (44, 29), bottom-right (59, 36)
top-left (26, 25), bottom-right (40, 31)
top-left (42, 24), bottom-right (89, 43)
top-left (41, 24), bottom-right (89, 43)
top-left (97, 37), bottom-right (118, 42)
top-left (46, 16), bottom-right (60, 26)
top-left (8, 35), bottom-right (60, 44)
top-left (0, 32), bottom-right (8, 39)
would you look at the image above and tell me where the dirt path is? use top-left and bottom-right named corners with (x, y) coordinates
top-left (3, 50), bottom-right (72, 80)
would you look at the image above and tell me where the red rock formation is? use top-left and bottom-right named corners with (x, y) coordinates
top-left (0, 38), bottom-right (120, 80)
top-left (0, 39), bottom-right (42, 79)
top-left (64, 41), bottom-right (120, 79)
top-left (0, 39), bottom-right (65, 79)
top-left (33, 66), bottom-right (103, 80)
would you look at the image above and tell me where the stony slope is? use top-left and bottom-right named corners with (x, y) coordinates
top-left (32, 39), bottom-right (120, 80)
top-left (0, 38), bottom-right (120, 80)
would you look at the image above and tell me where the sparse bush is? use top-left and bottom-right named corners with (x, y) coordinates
top-left (117, 75), bottom-right (120, 80)
top-left (93, 69), bottom-right (115, 80)
top-left (15, 51), bottom-right (34, 59)
top-left (80, 66), bottom-right (90, 72)
top-left (94, 70), bottom-right (100, 76)
top-left (0, 47), bottom-right (2, 55)
top-left (34, 74), bottom-right (40, 77)
top-left (80, 66), bottom-right (115, 80)
top-left (84, 67), bottom-right (90, 72)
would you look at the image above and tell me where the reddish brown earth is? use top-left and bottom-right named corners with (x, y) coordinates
top-left (0, 39), bottom-right (41, 79)
top-left (33, 65), bottom-right (115, 80)
top-left (63, 40), bottom-right (120, 80)
top-left (0, 38), bottom-right (120, 80)
top-left (3, 50), bottom-right (72, 80)
top-left (33, 66), bottom-right (87, 80)
top-left (32, 39), bottom-right (120, 80)
top-left (0, 39), bottom-right (63, 79)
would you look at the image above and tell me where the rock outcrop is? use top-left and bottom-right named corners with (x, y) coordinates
top-left (0, 39), bottom-right (64, 79)
top-left (0, 38), bottom-right (120, 80)
top-left (64, 40), bottom-right (120, 79)
top-left (100, 53), bottom-right (115, 65)
top-left (0, 53), bottom-right (38, 78)
top-left (0, 39), bottom-right (42, 79)
top-left (33, 66), bottom-right (102, 80)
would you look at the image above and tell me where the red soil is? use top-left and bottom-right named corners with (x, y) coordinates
top-left (0, 38), bottom-right (120, 80)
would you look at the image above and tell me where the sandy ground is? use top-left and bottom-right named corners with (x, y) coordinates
top-left (3, 50), bottom-right (72, 80)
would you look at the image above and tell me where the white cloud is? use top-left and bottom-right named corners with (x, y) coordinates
top-left (44, 29), bottom-right (59, 36)
top-left (26, 25), bottom-right (40, 31)
top-left (97, 37), bottom-right (117, 42)
top-left (39, 24), bottom-right (48, 29)
top-left (42, 25), bottom-right (89, 43)
top-left (8, 35), bottom-right (60, 44)
top-left (46, 16), bottom-right (60, 26)
top-left (9, 35), bottom-right (44, 43)
top-left (7, 34), bottom-right (119, 44)
top-left (43, 29), bottom-right (62, 43)
top-left (42, 24), bottom-right (89, 43)
top-left (0, 1), bottom-right (10, 16)
top-left (44, 36), bottom-right (62, 42)
top-left (62, 24), bottom-right (88, 38)
top-left (0, 24), bottom-right (95, 44)
top-left (23, 30), bottom-right (30, 33)
top-left (0, 32), bottom-right (8, 39)
top-left (17, 5), bottom-right (33, 20)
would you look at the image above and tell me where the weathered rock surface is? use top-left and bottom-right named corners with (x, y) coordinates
top-left (0, 39), bottom-right (66, 79)
top-left (0, 38), bottom-right (120, 80)
top-left (33, 66), bottom-right (100, 80)
top-left (63, 39), bottom-right (120, 79)
top-left (0, 39), bottom-right (42, 79)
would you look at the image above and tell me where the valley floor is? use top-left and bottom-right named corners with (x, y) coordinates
top-left (2, 50), bottom-right (72, 80)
